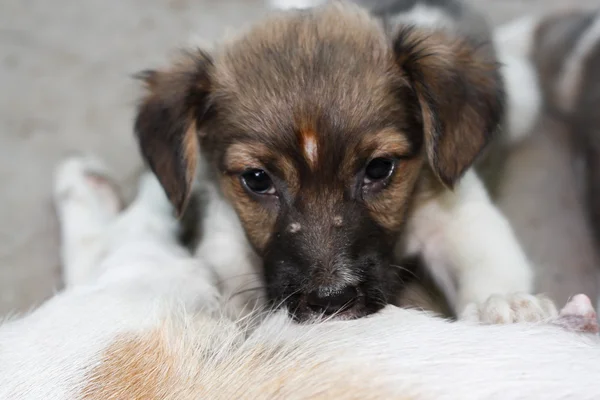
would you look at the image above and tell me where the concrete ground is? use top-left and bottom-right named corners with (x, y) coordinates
top-left (0, 0), bottom-right (599, 315)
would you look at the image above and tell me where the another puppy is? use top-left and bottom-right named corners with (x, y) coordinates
top-left (134, 0), bottom-right (535, 321)
top-left (1, 157), bottom-right (598, 400)
top-left (523, 9), bottom-right (600, 245)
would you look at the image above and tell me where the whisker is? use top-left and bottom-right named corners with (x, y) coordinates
top-left (229, 287), bottom-right (266, 300)
top-left (271, 288), bottom-right (303, 313)
top-left (390, 264), bottom-right (419, 280)
top-left (215, 272), bottom-right (263, 285)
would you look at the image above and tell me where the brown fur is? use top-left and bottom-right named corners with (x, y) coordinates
top-left (220, 173), bottom-right (277, 251)
top-left (81, 321), bottom-right (419, 400)
top-left (135, 3), bottom-right (502, 245)
top-left (354, 128), bottom-right (425, 231)
top-left (393, 28), bottom-right (503, 187)
top-left (366, 157), bottom-right (423, 232)
top-left (81, 331), bottom-right (177, 400)
top-left (134, 1), bottom-right (504, 318)
top-left (221, 141), bottom-right (281, 249)
top-left (134, 50), bottom-right (213, 215)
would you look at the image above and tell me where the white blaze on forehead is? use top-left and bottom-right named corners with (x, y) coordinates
top-left (298, 127), bottom-right (319, 168)
top-left (303, 135), bottom-right (318, 167)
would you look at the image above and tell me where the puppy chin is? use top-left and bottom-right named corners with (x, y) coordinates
top-left (284, 293), bottom-right (386, 324)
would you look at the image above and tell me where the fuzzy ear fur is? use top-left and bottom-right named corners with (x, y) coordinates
top-left (134, 50), bottom-right (213, 216)
top-left (393, 27), bottom-right (505, 187)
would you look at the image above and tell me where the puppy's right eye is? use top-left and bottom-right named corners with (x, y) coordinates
top-left (241, 169), bottom-right (276, 195)
top-left (364, 157), bottom-right (395, 184)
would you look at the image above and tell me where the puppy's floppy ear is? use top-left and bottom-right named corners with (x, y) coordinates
top-left (393, 27), bottom-right (504, 187)
top-left (134, 50), bottom-right (213, 215)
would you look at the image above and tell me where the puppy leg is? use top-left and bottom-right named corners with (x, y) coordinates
top-left (55, 155), bottom-right (219, 311)
top-left (54, 156), bottom-right (121, 288)
top-left (92, 171), bottom-right (220, 312)
top-left (0, 160), bottom-right (223, 399)
top-left (405, 170), bottom-right (534, 314)
top-left (493, 15), bottom-right (543, 144)
top-left (58, 158), bottom-right (223, 314)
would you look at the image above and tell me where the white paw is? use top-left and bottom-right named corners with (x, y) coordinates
top-left (54, 155), bottom-right (121, 217)
top-left (460, 292), bottom-right (558, 324)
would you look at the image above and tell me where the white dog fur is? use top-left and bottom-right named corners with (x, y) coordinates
top-left (0, 156), bottom-right (598, 399)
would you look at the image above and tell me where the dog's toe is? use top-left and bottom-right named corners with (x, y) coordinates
top-left (553, 294), bottom-right (599, 334)
top-left (479, 294), bottom-right (514, 324)
top-left (460, 292), bottom-right (558, 325)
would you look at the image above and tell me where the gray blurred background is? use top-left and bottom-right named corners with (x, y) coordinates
top-left (1, 0), bottom-right (599, 315)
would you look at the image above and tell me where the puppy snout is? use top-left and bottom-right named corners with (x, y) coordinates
top-left (306, 285), bottom-right (358, 315)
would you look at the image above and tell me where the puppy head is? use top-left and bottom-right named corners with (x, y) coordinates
top-left (135, 2), bottom-right (503, 322)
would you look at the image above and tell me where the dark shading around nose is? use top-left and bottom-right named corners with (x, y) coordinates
top-left (306, 286), bottom-right (358, 315)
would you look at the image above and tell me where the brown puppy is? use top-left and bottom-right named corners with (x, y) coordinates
top-left (134, 1), bottom-right (533, 322)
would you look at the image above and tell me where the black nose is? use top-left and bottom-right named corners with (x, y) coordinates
top-left (306, 286), bottom-right (358, 315)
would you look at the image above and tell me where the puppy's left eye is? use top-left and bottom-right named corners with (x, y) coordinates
top-left (363, 157), bottom-right (395, 184)
top-left (241, 169), bottom-right (277, 195)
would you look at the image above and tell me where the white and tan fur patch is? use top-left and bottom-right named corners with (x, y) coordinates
top-left (1, 155), bottom-right (600, 399)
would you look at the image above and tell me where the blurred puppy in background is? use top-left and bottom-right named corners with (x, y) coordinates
top-left (134, 0), bottom-right (542, 322)
top-left (525, 9), bottom-right (600, 246)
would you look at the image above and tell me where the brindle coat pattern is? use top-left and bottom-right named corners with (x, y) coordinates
top-left (134, 2), bottom-right (504, 321)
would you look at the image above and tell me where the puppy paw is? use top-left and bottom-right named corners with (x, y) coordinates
top-left (54, 155), bottom-right (122, 218)
top-left (460, 292), bottom-right (558, 324)
top-left (552, 294), bottom-right (599, 334)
